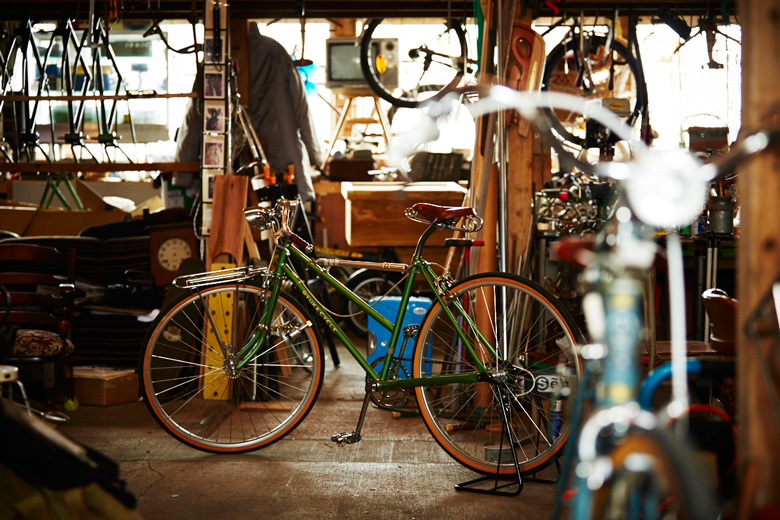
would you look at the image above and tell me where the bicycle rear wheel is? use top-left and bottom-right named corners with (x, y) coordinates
top-left (140, 282), bottom-right (324, 453)
top-left (412, 272), bottom-right (584, 475)
top-left (360, 18), bottom-right (471, 108)
top-left (589, 427), bottom-right (718, 519)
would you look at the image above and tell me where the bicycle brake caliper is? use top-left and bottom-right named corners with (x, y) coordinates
top-left (434, 273), bottom-right (456, 300)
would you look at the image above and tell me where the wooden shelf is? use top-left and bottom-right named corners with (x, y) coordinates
top-left (0, 162), bottom-right (200, 174)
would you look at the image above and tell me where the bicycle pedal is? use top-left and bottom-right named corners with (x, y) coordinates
top-left (330, 431), bottom-right (361, 445)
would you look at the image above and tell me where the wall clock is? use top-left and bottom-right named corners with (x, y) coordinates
top-left (147, 223), bottom-right (199, 287)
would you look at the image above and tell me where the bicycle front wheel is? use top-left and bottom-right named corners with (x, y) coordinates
top-left (413, 272), bottom-right (584, 475)
top-left (589, 427), bottom-right (718, 519)
top-left (140, 282), bottom-right (324, 453)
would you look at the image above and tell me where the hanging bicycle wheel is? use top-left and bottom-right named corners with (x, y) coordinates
top-left (360, 18), bottom-right (473, 109)
top-left (541, 33), bottom-right (647, 151)
top-left (589, 427), bottom-right (718, 519)
top-left (412, 272), bottom-right (584, 475)
top-left (140, 282), bottom-right (324, 453)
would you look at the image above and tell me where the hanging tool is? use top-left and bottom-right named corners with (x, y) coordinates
top-left (292, 19), bottom-right (313, 67)
top-left (675, 14), bottom-right (740, 70)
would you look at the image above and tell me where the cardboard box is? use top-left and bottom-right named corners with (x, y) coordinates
top-left (73, 366), bottom-right (139, 406)
top-left (342, 181), bottom-right (467, 246)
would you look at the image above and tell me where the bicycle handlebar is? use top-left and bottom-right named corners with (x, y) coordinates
top-left (244, 200), bottom-right (314, 253)
top-left (287, 231), bottom-right (315, 254)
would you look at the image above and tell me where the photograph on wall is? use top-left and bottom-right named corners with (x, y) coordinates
top-left (204, 69), bottom-right (224, 98)
top-left (201, 169), bottom-right (221, 202)
top-left (202, 136), bottom-right (225, 168)
top-left (201, 203), bottom-right (212, 236)
top-left (204, 101), bottom-right (226, 133)
top-left (204, 35), bottom-right (224, 64)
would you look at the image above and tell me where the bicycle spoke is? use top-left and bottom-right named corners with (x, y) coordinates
top-left (141, 283), bottom-right (324, 453)
top-left (414, 273), bottom-right (582, 475)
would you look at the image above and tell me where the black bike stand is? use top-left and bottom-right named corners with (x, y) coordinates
top-left (454, 388), bottom-right (524, 497)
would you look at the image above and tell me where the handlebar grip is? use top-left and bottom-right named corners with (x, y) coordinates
top-left (445, 238), bottom-right (486, 247)
top-left (288, 232), bottom-right (314, 254)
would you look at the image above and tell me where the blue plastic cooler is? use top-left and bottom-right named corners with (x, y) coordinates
top-left (367, 296), bottom-right (432, 378)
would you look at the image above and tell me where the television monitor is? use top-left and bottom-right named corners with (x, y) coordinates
top-left (325, 37), bottom-right (399, 91)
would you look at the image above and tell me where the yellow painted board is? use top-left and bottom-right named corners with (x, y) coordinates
top-left (202, 262), bottom-right (235, 400)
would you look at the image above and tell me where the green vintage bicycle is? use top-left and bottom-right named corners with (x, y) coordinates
top-left (140, 197), bottom-right (584, 477)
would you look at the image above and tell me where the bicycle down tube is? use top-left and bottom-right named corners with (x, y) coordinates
top-left (244, 239), bottom-right (493, 389)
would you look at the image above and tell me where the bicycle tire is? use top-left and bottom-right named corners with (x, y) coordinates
top-left (360, 18), bottom-right (469, 109)
top-left (541, 34), bottom-right (647, 149)
top-left (344, 268), bottom-right (403, 337)
top-left (590, 427), bottom-right (718, 520)
top-left (140, 281), bottom-right (324, 453)
top-left (412, 272), bottom-right (584, 475)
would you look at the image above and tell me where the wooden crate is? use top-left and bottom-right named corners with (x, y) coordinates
top-left (342, 181), bottom-right (467, 247)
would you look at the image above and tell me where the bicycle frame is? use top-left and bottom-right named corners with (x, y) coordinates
top-left (196, 222), bottom-right (496, 393)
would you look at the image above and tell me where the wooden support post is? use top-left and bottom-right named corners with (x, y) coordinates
top-left (738, 0), bottom-right (780, 515)
top-left (470, 1), bottom-right (499, 408)
top-left (503, 8), bottom-right (547, 274)
top-left (474, 164), bottom-right (499, 408)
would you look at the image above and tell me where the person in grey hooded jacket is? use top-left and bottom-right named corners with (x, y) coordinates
top-left (247, 24), bottom-right (322, 203)
top-left (174, 26), bottom-right (322, 204)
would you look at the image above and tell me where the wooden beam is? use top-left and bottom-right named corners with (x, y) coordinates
top-left (0, 0), bottom-right (732, 22)
top-left (738, 0), bottom-right (780, 516)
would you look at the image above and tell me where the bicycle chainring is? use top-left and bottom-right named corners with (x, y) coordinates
top-left (369, 358), bottom-right (412, 411)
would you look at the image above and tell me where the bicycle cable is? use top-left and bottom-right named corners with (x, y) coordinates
top-left (284, 251), bottom-right (411, 320)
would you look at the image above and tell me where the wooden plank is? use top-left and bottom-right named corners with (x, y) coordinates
top-left (504, 12), bottom-right (547, 273)
top-left (467, 0), bottom-right (497, 217)
top-left (0, 92), bottom-right (196, 102)
top-left (202, 267), bottom-right (233, 401)
top-left (208, 175), bottom-right (249, 266)
top-left (202, 175), bottom-right (250, 400)
top-left (738, 0), bottom-right (780, 515)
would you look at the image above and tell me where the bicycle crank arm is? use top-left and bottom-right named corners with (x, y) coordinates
top-left (331, 384), bottom-right (373, 446)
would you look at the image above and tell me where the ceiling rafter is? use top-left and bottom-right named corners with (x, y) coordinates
top-left (0, 0), bottom-right (733, 23)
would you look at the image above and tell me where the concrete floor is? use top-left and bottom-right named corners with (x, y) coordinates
top-left (57, 341), bottom-right (565, 520)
